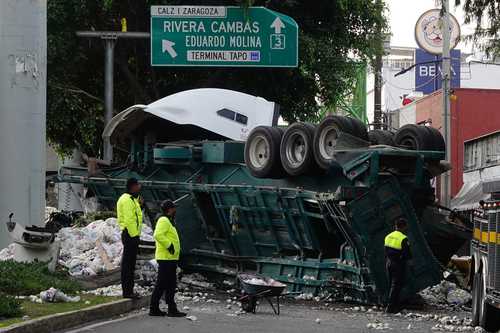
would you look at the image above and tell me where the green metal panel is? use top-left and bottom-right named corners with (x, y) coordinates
top-left (154, 146), bottom-right (192, 164)
top-left (202, 141), bottom-right (245, 164)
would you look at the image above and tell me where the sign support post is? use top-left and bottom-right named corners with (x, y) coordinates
top-left (75, 31), bottom-right (150, 162)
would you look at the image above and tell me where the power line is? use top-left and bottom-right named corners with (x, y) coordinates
top-left (382, 74), bottom-right (439, 91)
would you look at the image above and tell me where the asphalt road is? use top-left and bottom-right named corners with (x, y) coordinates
top-left (63, 299), bottom-right (472, 333)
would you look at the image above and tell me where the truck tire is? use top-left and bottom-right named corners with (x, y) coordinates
top-left (423, 126), bottom-right (445, 152)
top-left (368, 130), bottom-right (395, 146)
top-left (394, 124), bottom-right (432, 151)
top-left (472, 272), bottom-right (481, 326)
top-left (245, 126), bottom-right (283, 178)
top-left (346, 117), bottom-right (369, 141)
top-left (280, 122), bottom-right (317, 176)
top-left (481, 302), bottom-right (500, 332)
top-left (313, 115), bottom-right (354, 170)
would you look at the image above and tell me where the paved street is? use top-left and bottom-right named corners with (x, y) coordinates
top-left (64, 299), bottom-right (471, 333)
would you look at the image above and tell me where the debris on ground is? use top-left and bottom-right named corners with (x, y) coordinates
top-left (137, 259), bottom-right (158, 283)
top-left (39, 287), bottom-right (81, 303)
top-left (83, 284), bottom-right (151, 297)
top-left (367, 322), bottom-right (390, 330)
top-left (431, 324), bottom-right (476, 331)
top-left (45, 206), bottom-right (59, 222)
top-left (180, 273), bottom-right (215, 289)
top-left (186, 315), bottom-right (197, 321)
top-left (57, 217), bottom-right (153, 276)
top-left (0, 243), bottom-right (15, 261)
top-left (243, 277), bottom-right (267, 285)
top-left (295, 293), bottom-right (314, 301)
top-left (222, 280), bottom-right (235, 286)
top-left (419, 280), bottom-right (472, 307)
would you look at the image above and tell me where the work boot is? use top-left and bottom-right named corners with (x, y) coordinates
top-left (167, 304), bottom-right (187, 317)
top-left (149, 309), bottom-right (166, 317)
top-left (384, 305), bottom-right (399, 314)
top-left (123, 293), bottom-right (141, 300)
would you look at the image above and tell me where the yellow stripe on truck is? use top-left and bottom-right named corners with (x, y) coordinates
top-left (474, 229), bottom-right (500, 244)
top-left (474, 228), bottom-right (481, 240)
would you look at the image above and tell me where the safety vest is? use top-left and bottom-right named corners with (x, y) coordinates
top-left (154, 216), bottom-right (180, 261)
top-left (116, 193), bottom-right (143, 237)
top-left (384, 230), bottom-right (407, 250)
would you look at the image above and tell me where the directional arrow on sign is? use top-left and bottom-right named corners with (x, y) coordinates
top-left (270, 17), bottom-right (285, 34)
top-left (162, 40), bottom-right (177, 58)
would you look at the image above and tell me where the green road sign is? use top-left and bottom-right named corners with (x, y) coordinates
top-left (151, 6), bottom-right (298, 67)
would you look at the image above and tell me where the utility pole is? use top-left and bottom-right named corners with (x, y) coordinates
top-left (373, 0), bottom-right (383, 129)
top-left (76, 31), bottom-right (150, 162)
top-left (441, 0), bottom-right (452, 207)
top-left (0, 0), bottom-right (47, 249)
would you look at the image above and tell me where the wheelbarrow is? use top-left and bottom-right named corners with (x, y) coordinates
top-left (237, 273), bottom-right (287, 315)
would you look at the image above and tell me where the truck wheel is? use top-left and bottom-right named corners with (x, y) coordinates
top-left (368, 130), bottom-right (395, 146)
top-left (346, 117), bottom-right (369, 141)
top-left (394, 124), bottom-right (432, 150)
top-left (472, 272), bottom-right (481, 326)
top-left (245, 126), bottom-right (283, 178)
top-left (280, 122), bottom-right (317, 176)
top-left (313, 115), bottom-right (353, 170)
top-left (481, 302), bottom-right (500, 332)
top-left (423, 126), bottom-right (445, 152)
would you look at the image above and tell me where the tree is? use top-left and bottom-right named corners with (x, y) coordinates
top-left (47, 0), bottom-right (386, 156)
top-left (457, 0), bottom-right (500, 56)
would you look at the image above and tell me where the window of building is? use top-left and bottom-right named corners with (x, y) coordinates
top-left (464, 131), bottom-right (500, 171)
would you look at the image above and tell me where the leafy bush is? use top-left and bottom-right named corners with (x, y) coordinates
top-left (0, 294), bottom-right (22, 319)
top-left (0, 261), bottom-right (80, 296)
top-left (74, 210), bottom-right (116, 227)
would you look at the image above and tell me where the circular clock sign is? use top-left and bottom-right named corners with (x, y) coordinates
top-left (415, 9), bottom-right (460, 54)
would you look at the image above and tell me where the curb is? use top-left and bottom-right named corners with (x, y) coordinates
top-left (0, 296), bottom-right (150, 333)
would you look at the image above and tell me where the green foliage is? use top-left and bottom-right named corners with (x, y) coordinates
top-left (0, 294), bottom-right (22, 319)
top-left (0, 295), bottom-right (118, 328)
top-left (74, 210), bottom-right (116, 227)
top-left (0, 261), bottom-right (81, 296)
top-left (47, 0), bottom-right (387, 156)
top-left (457, 0), bottom-right (500, 55)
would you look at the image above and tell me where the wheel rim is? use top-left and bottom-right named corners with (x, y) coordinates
top-left (248, 135), bottom-right (270, 169)
top-left (399, 136), bottom-right (417, 150)
top-left (318, 125), bottom-right (340, 160)
top-left (285, 131), bottom-right (307, 167)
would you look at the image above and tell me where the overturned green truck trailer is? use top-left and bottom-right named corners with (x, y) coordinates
top-left (58, 89), bottom-right (470, 304)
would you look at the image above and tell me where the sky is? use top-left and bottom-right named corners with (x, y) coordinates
top-left (387, 0), bottom-right (476, 52)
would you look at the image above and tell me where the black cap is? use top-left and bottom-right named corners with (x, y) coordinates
top-left (126, 178), bottom-right (139, 191)
top-left (161, 199), bottom-right (176, 211)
